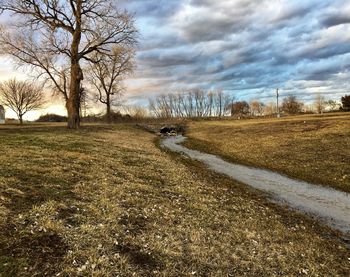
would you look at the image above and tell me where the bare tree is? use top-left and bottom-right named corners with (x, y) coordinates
top-left (229, 101), bottom-right (250, 118)
top-left (263, 102), bottom-right (277, 115)
top-left (325, 99), bottom-right (340, 111)
top-left (88, 46), bottom-right (134, 122)
top-left (214, 90), bottom-right (232, 117)
top-left (193, 89), bottom-right (207, 117)
top-left (215, 90), bottom-right (225, 118)
top-left (249, 100), bottom-right (264, 116)
top-left (0, 79), bottom-right (45, 124)
top-left (0, 0), bottom-right (137, 129)
top-left (282, 95), bottom-right (303, 114)
top-left (122, 105), bottom-right (148, 119)
top-left (149, 98), bottom-right (161, 118)
top-left (314, 94), bottom-right (325, 114)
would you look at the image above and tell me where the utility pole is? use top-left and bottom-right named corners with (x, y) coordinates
top-left (276, 88), bottom-right (280, 118)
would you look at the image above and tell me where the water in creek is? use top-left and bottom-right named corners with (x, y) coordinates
top-left (161, 135), bottom-right (350, 234)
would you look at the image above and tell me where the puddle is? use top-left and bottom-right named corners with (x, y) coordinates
top-left (161, 135), bottom-right (350, 234)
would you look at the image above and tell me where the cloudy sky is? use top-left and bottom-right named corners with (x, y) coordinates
top-left (121, 0), bottom-right (350, 105)
top-left (1, 0), bottom-right (350, 118)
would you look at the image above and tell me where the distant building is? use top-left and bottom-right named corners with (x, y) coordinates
top-left (0, 105), bottom-right (5, 124)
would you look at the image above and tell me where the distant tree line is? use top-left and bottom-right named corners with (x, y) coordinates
top-left (149, 90), bottom-right (348, 119)
top-left (149, 89), bottom-right (233, 118)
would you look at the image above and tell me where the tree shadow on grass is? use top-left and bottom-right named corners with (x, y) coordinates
top-left (0, 233), bottom-right (68, 277)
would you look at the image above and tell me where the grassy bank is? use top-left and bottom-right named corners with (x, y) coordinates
top-left (185, 113), bottom-right (350, 193)
top-left (0, 124), bottom-right (349, 276)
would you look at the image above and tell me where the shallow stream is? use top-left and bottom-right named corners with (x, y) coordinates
top-left (161, 135), bottom-right (350, 234)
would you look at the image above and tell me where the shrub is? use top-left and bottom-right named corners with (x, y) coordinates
top-left (36, 114), bottom-right (67, 122)
top-left (341, 95), bottom-right (350, 111)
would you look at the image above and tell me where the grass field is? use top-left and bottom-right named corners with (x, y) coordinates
top-left (185, 113), bottom-right (350, 193)
top-left (0, 124), bottom-right (349, 276)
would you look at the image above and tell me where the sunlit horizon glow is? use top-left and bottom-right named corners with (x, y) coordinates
top-left (1, 0), bottom-right (350, 120)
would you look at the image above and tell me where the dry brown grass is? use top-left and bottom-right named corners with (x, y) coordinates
top-left (0, 123), bottom-right (349, 276)
top-left (185, 113), bottom-right (350, 193)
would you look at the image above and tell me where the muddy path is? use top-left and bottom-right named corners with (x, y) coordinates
top-left (161, 135), bottom-right (350, 235)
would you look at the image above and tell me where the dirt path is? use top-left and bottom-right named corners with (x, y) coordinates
top-left (161, 135), bottom-right (350, 235)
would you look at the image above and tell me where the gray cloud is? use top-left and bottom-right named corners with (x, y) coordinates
top-left (120, 0), bottom-right (350, 104)
top-left (137, 47), bottom-right (201, 68)
top-left (321, 12), bottom-right (350, 27)
top-left (119, 0), bottom-right (181, 18)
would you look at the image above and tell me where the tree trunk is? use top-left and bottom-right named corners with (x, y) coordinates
top-left (106, 93), bottom-right (112, 123)
top-left (67, 62), bottom-right (82, 129)
top-left (67, 0), bottom-right (82, 129)
top-left (19, 114), bottom-right (23, 125)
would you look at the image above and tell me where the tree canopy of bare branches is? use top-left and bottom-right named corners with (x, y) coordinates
top-left (249, 100), bottom-right (264, 116)
top-left (229, 101), bottom-right (250, 118)
top-left (282, 95), bottom-right (304, 114)
top-left (314, 94), bottom-right (325, 114)
top-left (88, 46), bottom-right (134, 122)
top-left (0, 0), bottom-right (137, 128)
top-left (0, 79), bottom-right (45, 124)
top-left (122, 105), bottom-right (148, 120)
top-left (149, 89), bottom-right (233, 118)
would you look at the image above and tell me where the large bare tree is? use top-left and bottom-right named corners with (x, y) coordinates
top-left (0, 79), bottom-right (45, 124)
top-left (88, 46), bottom-right (134, 122)
top-left (0, 0), bottom-right (137, 129)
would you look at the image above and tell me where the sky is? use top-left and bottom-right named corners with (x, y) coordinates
top-left (121, 0), bottom-right (350, 104)
top-left (1, 0), bottom-right (350, 119)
